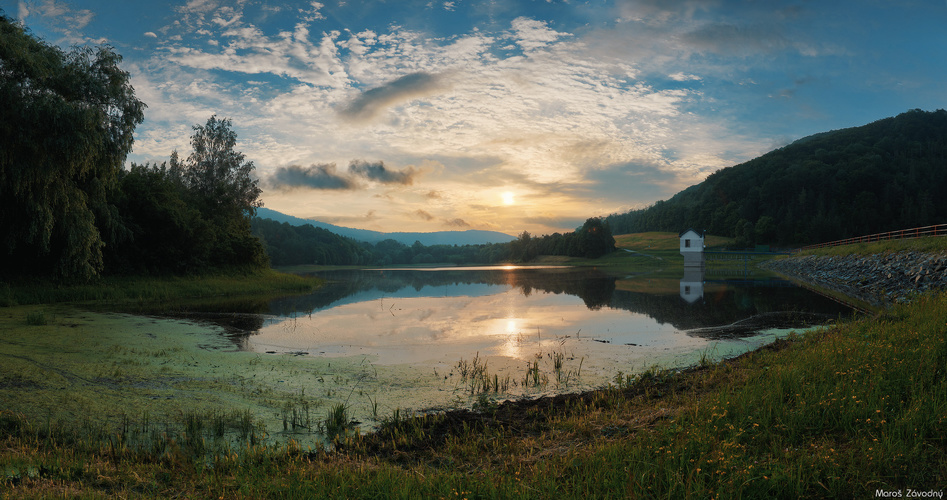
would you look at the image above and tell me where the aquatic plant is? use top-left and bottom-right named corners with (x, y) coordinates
top-left (455, 353), bottom-right (513, 395)
top-left (25, 311), bottom-right (47, 326)
top-left (323, 403), bottom-right (350, 439)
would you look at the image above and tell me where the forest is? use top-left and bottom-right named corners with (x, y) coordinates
top-left (606, 109), bottom-right (947, 247)
top-left (250, 217), bottom-right (616, 267)
top-left (0, 15), bottom-right (265, 280)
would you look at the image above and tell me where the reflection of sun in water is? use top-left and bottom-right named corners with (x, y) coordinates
top-left (502, 191), bottom-right (515, 205)
top-left (500, 318), bottom-right (525, 359)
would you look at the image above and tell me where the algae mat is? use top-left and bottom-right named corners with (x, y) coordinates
top-left (0, 305), bottom-right (446, 444)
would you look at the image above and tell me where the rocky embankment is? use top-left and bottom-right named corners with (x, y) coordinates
top-left (760, 251), bottom-right (947, 308)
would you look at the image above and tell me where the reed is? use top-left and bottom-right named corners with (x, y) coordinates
top-left (24, 311), bottom-right (47, 326)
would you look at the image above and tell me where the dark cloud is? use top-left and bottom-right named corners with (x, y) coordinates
top-left (348, 160), bottom-right (417, 185)
top-left (444, 218), bottom-right (470, 228)
top-left (339, 72), bottom-right (447, 122)
top-left (268, 160), bottom-right (419, 190)
top-left (269, 163), bottom-right (357, 190)
top-left (413, 209), bottom-right (435, 221)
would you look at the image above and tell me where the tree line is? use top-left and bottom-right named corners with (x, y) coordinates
top-left (1, 15), bottom-right (265, 280)
top-left (606, 109), bottom-right (947, 247)
top-left (250, 217), bottom-right (617, 267)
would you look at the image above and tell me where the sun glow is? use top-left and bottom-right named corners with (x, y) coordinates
top-left (502, 191), bottom-right (515, 205)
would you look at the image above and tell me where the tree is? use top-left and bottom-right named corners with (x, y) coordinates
top-left (576, 218), bottom-right (616, 258)
top-left (181, 115), bottom-right (262, 220)
top-left (177, 116), bottom-right (266, 269)
top-left (0, 15), bottom-right (145, 280)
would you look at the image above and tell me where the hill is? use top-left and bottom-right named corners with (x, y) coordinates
top-left (255, 207), bottom-right (515, 246)
top-left (606, 109), bottom-right (947, 246)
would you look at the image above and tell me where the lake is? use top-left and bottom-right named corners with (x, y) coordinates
top-left (205, 265), bottom-right (854, 407)
top-left (0, 264), bottom-right (857, 444)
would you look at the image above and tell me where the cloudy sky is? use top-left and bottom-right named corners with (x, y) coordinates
top-left (8, 0), bottom-right (947, 236)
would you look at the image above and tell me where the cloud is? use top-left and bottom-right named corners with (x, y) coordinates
top-left (299, 2), bottom-right (325, 22)
top-left (144, 31), bottom-right (158, 38)
top-left (339, 72), bottom-right (448, 122)
top-left (267, 160), bottom-right (419, 190)
top-left (413, 209), bottom-right (434, 221)
top-left (669, 72), bottom-right (701, 82)
top-left (269, 164), bottom-right (357, 190)
top-left (348, 160), bottom-right (417, 185)
top-left (510, 17), bottom-right (570, 51)
top-left (444, 218), bottom-right (470, 228)
top-left (22, 0), bottom-right (97, 43)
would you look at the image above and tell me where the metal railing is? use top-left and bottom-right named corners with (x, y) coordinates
top-left (796, 224), bottom-right (947, 251)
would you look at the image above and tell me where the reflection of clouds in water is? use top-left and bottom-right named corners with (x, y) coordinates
top-left (248, 269), bottom-right (853, 370)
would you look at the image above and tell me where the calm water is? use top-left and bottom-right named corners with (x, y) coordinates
top-left (210, 266), bottom-right (853, 396)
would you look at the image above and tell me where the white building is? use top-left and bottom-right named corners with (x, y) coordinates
top-left (679, 228), bottom-right (705, 260)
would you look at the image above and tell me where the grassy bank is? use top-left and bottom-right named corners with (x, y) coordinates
top-left (794, 235), bottom-right (947, 258)
top-left (0, 268), bottom-right (321, 309)
top-left (3, 290), bottom-right (944, 497)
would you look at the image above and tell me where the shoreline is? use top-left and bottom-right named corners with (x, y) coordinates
top-left (760, 249), bottom-right (947, 309)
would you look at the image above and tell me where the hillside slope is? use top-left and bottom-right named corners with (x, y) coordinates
top-left (607, 109), bottom-right (947, 246)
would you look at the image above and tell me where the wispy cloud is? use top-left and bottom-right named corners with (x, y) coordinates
top-left (339, 72), bottom-right (449, 122)
top-left (18, 0), bottom-right (98, 44)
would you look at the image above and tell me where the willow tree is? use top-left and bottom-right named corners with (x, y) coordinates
top-left (0, 14), bottom-right (145, 280)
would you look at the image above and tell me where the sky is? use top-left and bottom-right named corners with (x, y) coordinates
top-left (6, 0), bottom-right (947, 236)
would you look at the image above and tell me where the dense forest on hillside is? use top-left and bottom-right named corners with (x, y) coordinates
top-left (606, 109), bottom-right (947, 246)
top-left (251, 217), bottom-right (617, 266)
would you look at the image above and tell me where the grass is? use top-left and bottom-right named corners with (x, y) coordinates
top-left (615, 231), bottom-right (735, 252)
top-left (24, 311), bottom-right (47, 326)
top-left (0, 268), bottom-right (321, 309)
top-left (3, 291), bottom-right (945, 497)
top-left (793, 235), bottom-right (947, 258)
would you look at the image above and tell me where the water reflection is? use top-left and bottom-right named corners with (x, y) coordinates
top-left (216, 266), bottom-right (853, 368)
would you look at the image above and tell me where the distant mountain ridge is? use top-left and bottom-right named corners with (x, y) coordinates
top-left (254, 207), bottom-right (516, 246)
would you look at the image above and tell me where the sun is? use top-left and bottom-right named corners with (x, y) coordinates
top-left (502, 191), bottom-right (515, 205)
